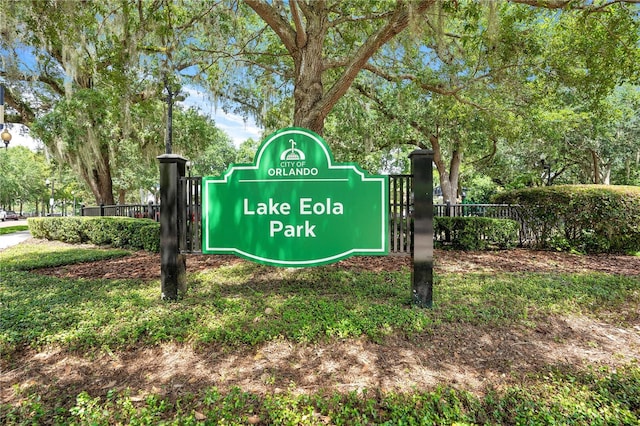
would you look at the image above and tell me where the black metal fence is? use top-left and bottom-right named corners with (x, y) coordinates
top-left (389, 174), bottom-right (413, 253)
top-left (180, 177), bottom-right (202, 254)
top-left (81, 175), bottom-right (527, 254)
top-left (82, 202), bottom-right (160, 221)
top-left (434, 203), bottom-right (520, 220)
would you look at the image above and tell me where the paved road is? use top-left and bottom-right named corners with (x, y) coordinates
top-left (0, 219), bottom-right (29, 228)
top-left (0, 219), bottom-right (31, 250)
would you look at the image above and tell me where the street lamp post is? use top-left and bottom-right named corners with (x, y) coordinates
top-left (46, 179), bottom-right (55, 216)
top-left (165, 77), bottom-right (174, 154)
top-left (0, 128), bottom-right (10, 150)
top-left (0, 85), bottom-right (11, 150)
top-left (539, 155), bottom-right (552, 186)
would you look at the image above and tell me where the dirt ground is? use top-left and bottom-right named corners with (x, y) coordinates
top-left (2, 245), bottom-right (640, 408)
top-left (33, 247), bottom-right (640, 279)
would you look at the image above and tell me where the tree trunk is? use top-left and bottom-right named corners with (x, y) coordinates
top-left (625, 158), bottom-right (630, 182)
top-left (602, 164), bottom-right (611, 185)
top-left (246, 0), bottom-right (435, 135)
top-left (430, 134), bottom-right (462, 203)
top-left (81, 149), bottom-right (115, 205)
top-left (292, 12), bottom-right (326, 133)
top-left (591, 149), bottom-right (600, 184)
top-left (449, 147), bottom-right (461, 201)
top-left (94, 167), bottom-right (114, 205)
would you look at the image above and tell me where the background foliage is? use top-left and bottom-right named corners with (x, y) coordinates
top-left (494, 185), bottom-right (640, 253)
top-left (0, 0), bottom-right (638, 210)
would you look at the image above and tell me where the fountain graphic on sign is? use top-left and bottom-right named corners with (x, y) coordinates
top-left (281, 140), bottom-right (305, 161)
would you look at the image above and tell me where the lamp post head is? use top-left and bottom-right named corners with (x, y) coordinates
top-left (1, 128), bottom-right (11, 150)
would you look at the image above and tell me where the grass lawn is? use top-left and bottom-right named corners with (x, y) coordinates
top-left (0, 226), bottom-right (29, 236)
top-left (1, 241), bottom-right (639, 425)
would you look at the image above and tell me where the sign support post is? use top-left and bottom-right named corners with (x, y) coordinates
top-left (410, 149), bottom-right (434, 308)
top-left (158, 154), bottom-right (187, 300)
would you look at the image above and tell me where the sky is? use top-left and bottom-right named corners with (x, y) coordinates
top-left (179, 87), bottom-right (264, 147)
top-left (4, 42), bottom-right (265, 151)
top-left (4, 88), bottom-right (264, 152)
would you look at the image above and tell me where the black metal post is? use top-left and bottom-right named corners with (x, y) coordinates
top-left (0, 96), bottom-right (10, 150)
top-left (410, 149), bottom-right (434, 308)
top-left (45, 179), bottom-right (55, 216)
top-left (158, 154), bottom-right (187, 300)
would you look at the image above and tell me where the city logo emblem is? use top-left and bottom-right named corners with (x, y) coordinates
top-left (281, 139), bottom-right (305, 161)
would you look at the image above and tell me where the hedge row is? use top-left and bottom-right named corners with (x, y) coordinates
top-left (31, 215), bottom-right (517, 255)
top-left (434, 216), bottom-right (520, 250)
top-left (494, 185), bottom-right (640, 253)
top-left (28, 217), bottom-right (160, 253)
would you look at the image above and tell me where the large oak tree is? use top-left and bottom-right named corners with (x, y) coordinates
top-left (214, 0), bottom-right (436, 135)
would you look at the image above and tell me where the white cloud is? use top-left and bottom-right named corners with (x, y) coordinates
top-left (214, 113), bottom-right (263, 146)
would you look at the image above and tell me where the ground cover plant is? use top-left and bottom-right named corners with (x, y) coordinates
top-left (1, 240), bottom-right (639, 424)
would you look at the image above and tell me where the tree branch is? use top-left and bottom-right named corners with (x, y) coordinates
top-left (318, 0), bottom-right (436, 120)
top-left (508, 0), bottom-right (640, 10)
top-left (354, 82), bottom-right (435, 147)
top-left (0, 86), bottom-right (37, 125)
top-left (245, 0), bottom-right (297, 55)
top-left (290, 0), bottom-right (307, 47)
top-left (329, 10), bottom-right (395, 27)
top-left (469, 138), bottom-right (498, 165)
top-left (361, 63), bottom-right (488, 110)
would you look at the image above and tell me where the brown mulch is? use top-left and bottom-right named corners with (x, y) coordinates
top-left (2, 241), bottom-right (639, 411)
top-left (34, 247), bottom-right (640, 281)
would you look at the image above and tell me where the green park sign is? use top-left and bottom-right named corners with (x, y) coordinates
top-left (202, 127), bottom-right (388, 266)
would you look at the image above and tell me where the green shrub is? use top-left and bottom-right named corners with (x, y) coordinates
top-left (28, 217), bottom-right (160, 252)
top-left (434, 216), bottom-right (519, 250)
top-left (139, 223), bottom-right (161, 253)
top-left (28, 217), bottom-right (85, 243)
top-left (493, 185), bottom-right (640, 253)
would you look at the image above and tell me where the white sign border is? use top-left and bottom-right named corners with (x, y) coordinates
top-left (202, 128), bottom-right (388, 267)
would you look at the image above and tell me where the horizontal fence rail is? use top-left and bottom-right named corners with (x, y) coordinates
top-left (82, 203), bottom-right (160, 220)
top-left (81, 175), bottom-right (531, 254)
top-left (434, 203), bottom-right (528, 246)
top-left (434, 203), bottom-right (520, 220)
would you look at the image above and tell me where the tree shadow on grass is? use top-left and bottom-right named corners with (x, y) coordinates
top-left (2, 250), bottom-right (639, 422)
top-left (0, 244), bottom-right (129, 272)
top-left (2, 313), bottom-right (639, 424)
